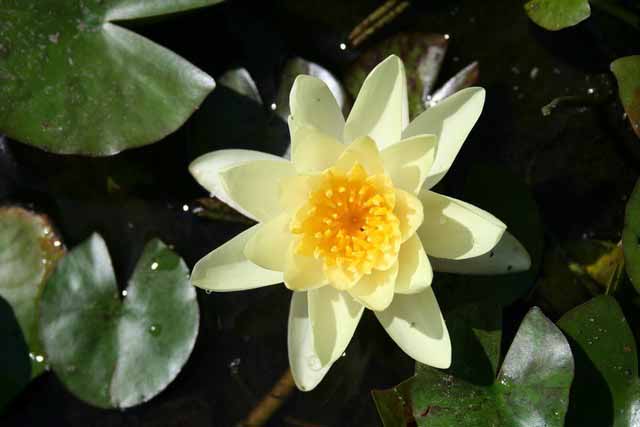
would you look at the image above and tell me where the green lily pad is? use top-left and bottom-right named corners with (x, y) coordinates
top-left (0, 295), bottom-right (30, 411)
top-left (611, 56), bottom-right (640, 138)
top-left (0, 207), bottom-right (65, 377)
top-left (344, 32), bottom-right (448, 120)
top-left (0, 0), bottom-right (220, 155)
top-left (524, 0), bottom-right (591, 31)
top-left (373, 307), bottom-right (573, 427)
top-left (39, 234), bottom-right (199, 409)
top-left (623, 178), bottom-right (640, 293)
top-left (557, 296), bottom-right (639, 427)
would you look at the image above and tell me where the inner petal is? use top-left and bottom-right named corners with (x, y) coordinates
top-left (291, 162), bottom-right (402, 289)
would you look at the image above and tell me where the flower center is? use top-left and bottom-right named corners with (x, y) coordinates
top-left (291, 163), bottom-right (401, 283)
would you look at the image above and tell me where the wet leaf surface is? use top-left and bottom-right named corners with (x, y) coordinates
top-left (373, 307), bottom-right (573, 427)
top-left (39, 234), bottom-right (199, 409)
top-left (0, 207), bottom-right (65, 377)
top-left (525, 0), bottom-right (591, 31)
top-left (611, 56), bottom-right (640, 138)
top-left (0, 296), bottom-right (30, 412)
top-left (0, 0), bottom-right (219, 155)
top-left (623, 178), bottom-right (640, 293)
top-left (557, 296), bottom-right (640, 427)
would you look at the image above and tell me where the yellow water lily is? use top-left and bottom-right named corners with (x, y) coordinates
top-left (189, 55), bottom-right (531, 391)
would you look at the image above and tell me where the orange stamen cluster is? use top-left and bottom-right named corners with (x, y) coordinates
top-left (291, 163), bottom-right (401, 285)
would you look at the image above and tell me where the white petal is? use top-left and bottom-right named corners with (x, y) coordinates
top-left (220, 159), bottom-right (297, 222)
top-left (308, 287), bottom-right (364, 365)
top-left (381, 134), bottom-right (437, 194)
top-left (191, 226), bottom-right (282, 291)
top-left (189, 149), bottom-right (285, 220)
top-left (284, 242), bottom-right (328, 291)
top-left (403, 87), bottom-right (486, 189)
top-left (344, 55), bottom-right (407, 149)
top-left (395, 234), bottom-right (433, 294)
top-left (394, 189), bottom-right (424, 243)
top-left (417, 191), bottom-right (506, 260)
top-left (429, 231), bottom-right (531, 275)
top-left (279, 175), bottom-right (313, 213)
top-left (290, 123), bottom-right (345, 174)
top-left (376, 288), bottom-right (451, 368)
top-left (334, 136), bottom-right (385, 176)
top-left (244, 213), bottom-right (292, 271)
top-left (288, 291), bottom-right (333, 391)
top-left (290, 75), bottom-right (345, 142)
top-left (348, 262), bottom-right (399, 311)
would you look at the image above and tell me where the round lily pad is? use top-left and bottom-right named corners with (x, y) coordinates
top-left (623, 178), bottom-right (640, 293)
top-left (611, 56), bottom-right (640, 139)
top-left (0, 207), bottom-right (65, 377)
top-left (0, 0), bottom-right (220, 155)
top-left (524, 0), bottom-right (591, 31)
top-left (39, 234), bottom-right (199, 409)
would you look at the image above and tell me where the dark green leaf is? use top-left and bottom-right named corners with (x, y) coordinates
top-left (0, 0), bottom-right (219, 155)
top-left (558, 296), bottom-right (639, 427)
top-left (0, 295), bottom-right (30, 411)
top-left (611, 56), bottom-right (640, 139)
top-left (344, 32), bottom-right (448, 120)
top-left (0, 207), bottom-right (65, 377)
top-left (524, 0), bottom-right (591, 31)
top-left (623, 178), bottom-right (640, 294)
top-left (373, 307), bottom-right (573, 427)
top-left (39, 234), bottom-right (199, 409)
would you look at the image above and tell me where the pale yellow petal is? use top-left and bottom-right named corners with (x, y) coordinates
top-left (344, 55), bottom-right (407, 149)
top-left (334, 136), bottom-right (384, 176)
top-left (290, 75), bottom-right (345, 142)
top-left (394, 189), bottom-right (424, 242)
top-left (189, 149), bottom-right (285, 220)
top-left (244, 213), bottom-right (292, 271)
top-left (284, 242), bottom-right (328, 291)
top-left (290, 123), bottom-right (345, 174)
top-left (395, 234), bottom-right (433, 294)
top-left (417, 190), bottom-right (506, 260)
top-left (403, 87), bottom-right (486, 189)
top-left (288, 291), bottom-right (332, 391)
top-left (376, 288), bottom-right (451, 368)
top-left (191, 226), bottom-right (282, 291)
top-left (279, 175), bottom-right (313, 213)
top-left (308, 287), bottom-right (364, 365)
top-left (348, 261), bottom-right (399, 311)
top-left (381, 134), bottom-right (437, 194)
top-left (220, 159), bottom-right (296, 222)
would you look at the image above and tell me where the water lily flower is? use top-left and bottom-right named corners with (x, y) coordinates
top-left (189, 55), bottom-right (531, 391)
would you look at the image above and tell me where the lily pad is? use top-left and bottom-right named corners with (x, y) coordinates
top-left (344, 32), bottom-right (448, 119)
top-left (0, 0), bottom-right (220, 155)
top-left (0, 207), bottom-right (65, 377)
top-left (524, 0), bottom-right (591, 31)
top-left (0, 295), bottom-right (30, 411)
top-left (611, 56), bottom-right (640, 138)
top-left (624, 178), bottom-right (640, 293)
top-left (557, 296), bottom-right (639, 427)
top-left (39, 234), bottom-right (199, 409)
top-left (372, 307), bottom-right (573, 427)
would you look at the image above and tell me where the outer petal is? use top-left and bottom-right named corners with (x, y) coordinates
top-left (381, 134), bottom-right (437, 194)
top-left (290, 123), bottom-right (345, 174)
top-left (280, 175), bottom-right (313, 213)
top-left (220, 159), bottom-right (296, 222)
top-left (417, 191), bottom-right (506, 260)
top-left (191, 226), bottom-right (282, 291)
top-left (394, 189), bottom-right (424, 243)
top-left (395, 234), bottom-right (433, 294)
top-left (288, 291), bottom-right (332, 392)
top-left (334, 136), bottom-right (385, 176)
top-left (376, 288), bottom-right (451, 368)
top-left (348, 261), bottom-right (399, 311)
top-left (309, 287), bottom-right (364, 365)
top-left (244, 213), bottom-right (292, 271)
top-left (403, 87), bottom-right (486, 189)
top-left (429, 231), bottom-right (531, 275)
top-left (284, 242), bottom-right (328, 291)
top-left (290, 75), bottom-right (345, 142)
top-left (189, 149), bottom-right (285, 220)
top-left (344, 55), bottom-right (407, 149)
